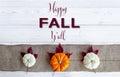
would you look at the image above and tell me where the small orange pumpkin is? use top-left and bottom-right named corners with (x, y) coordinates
top-left (50, 53), bottom-right (70, 71)
top-left (48, 44), bottom-right (72, 72)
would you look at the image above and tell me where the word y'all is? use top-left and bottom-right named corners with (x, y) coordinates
top-left (51, 30), bottom-right (66, 42)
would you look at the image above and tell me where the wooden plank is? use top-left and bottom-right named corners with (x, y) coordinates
top-left (0, 72), bottom-right (120, 77)
top-left (0, 26), bottom-right (120, 44)
top-left (0, 8), bottom-right (120, 25)
top-left (0, 0), bottom-right (120, 8)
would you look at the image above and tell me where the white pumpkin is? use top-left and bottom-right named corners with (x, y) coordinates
top-left (23, 53), bottom-right (36, 67)
top-left (83, 52), bottom-right (100, 70)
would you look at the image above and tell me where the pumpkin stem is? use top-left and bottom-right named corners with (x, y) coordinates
top-left (59, 59), bottom-right (62, 64)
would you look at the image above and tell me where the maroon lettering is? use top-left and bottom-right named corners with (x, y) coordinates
top-left (49, 1), bottom-right (67, 17)
top-left (61, 18), bottom-right (69, 28)
top-left (71, 18), bottom-right (80, 28)
top-left (39, 18), bottom-right (80, 28)
top-left (51, 30), bottom-right (66, 41)
top-left (49, 18), bottom-right (59, 28)
top-left (39, 18), bottom-right (48, 28)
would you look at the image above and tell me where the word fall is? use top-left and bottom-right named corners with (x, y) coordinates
top-left (39, 18), bottom-right (80, 28)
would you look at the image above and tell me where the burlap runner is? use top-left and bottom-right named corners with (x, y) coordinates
top-left (0, 45), bottom-right (120, 72)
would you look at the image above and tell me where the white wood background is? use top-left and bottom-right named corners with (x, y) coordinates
top-left (0, 0), bottom-right (120, 77)
top-left (0, 72), bottom-right (120, 77)
top-left (0, 0), bottom-right (120, 44)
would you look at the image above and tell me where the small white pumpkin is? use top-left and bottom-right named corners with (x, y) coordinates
top-left (23, 53), bottom-right (36, 67)
top-left (83, 52), bottom-right (100, 70)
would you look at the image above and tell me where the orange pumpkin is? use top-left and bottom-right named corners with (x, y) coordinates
top-left (50, 53), bottom-right (70, 72)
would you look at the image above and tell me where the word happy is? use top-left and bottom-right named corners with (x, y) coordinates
top-left (49, 1), bottom-right (67, 17)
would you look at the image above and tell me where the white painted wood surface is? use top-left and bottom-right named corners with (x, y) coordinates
top-left (0, 0), bottom-right (120, 8)
top-left (0, 0), bottom-right (120, 44)
top-left (0, 72), bottom-right (120, 77)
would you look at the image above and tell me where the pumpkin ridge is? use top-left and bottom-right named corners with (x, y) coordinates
top-left (50, 55), bottom-right (59, 71)
top-left (63, 55), bottom-right (68, 61)
top-left (61, 58), bottom-right (69, 67)
top-left (56, 65), bottom-right (60, 71)
top-left (60, 53), bottom-right (66, 61)
top-left (60, 64), bottom-right (65, 71)
top-left (84, 56), bottom-right (91, 65)
top-left (52, 64), bottom-right (59, 71)
top-left (50, 56), bottom-right (58, 65)
top-left (60, 62), bottom-right (69, 71)
top-left (61, 54), bottom-right (69, 71)
top-left (54, 53), bottom-right (61, 61)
